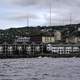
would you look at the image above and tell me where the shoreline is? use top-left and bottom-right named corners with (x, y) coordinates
top-left (0, 53), bottom-right (80, 59)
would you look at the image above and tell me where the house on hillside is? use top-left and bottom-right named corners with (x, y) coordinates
top-left (54, 30), bottom-right (62, 43)
top-left (30, 36), bottom-right (42, 44)
top-left (15, 36), bottom-right (30, 44)
top-left (65, 31), bottom-right (80, 43)
top-left (42, 33), bottom-right (55, 44)
top-left (42, 36), bottom-right (55, 44)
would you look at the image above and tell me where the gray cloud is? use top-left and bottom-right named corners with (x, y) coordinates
top-left (0, 0), bottom-right (80, 29)
top-left (7, 0), bottom-right (80, 18)
top-left (8, 13), bottom-right (39, 20)
top-left (7, 0), bottom-right (80, 8)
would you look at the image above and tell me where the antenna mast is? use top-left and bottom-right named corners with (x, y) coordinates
top-left (70, 14), bottom-right (72, 25)
top-left (27, 16), bottom-right (29, 27)
top-left (49, 0), bottom-right (52, 26)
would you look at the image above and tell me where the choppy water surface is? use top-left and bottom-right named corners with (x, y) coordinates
top-left (0, 58), bottom-right (80, 80)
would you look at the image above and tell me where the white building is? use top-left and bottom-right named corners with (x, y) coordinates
top-left (54, 30), bottom-right (62, 42)
top-left (42, 36), bottom-right (55, 43)
top-left (15, 37), bottom-right (30, 43)
top-left (46, 44), bottom-right (79, 54)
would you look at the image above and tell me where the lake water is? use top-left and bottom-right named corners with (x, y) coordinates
top-left (0, 57), bottom-right (80, 80)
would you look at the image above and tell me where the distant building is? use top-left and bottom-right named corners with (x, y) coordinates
top-left (15, 37), bottom-right (30, 43)
top-left (54, 30), bottom-right (62, 43)
top-left (77, 37), bottom-right (80, 42)
top-left (30, 36), bottom-right (42, 44)
top-left (42, 36), bottom-right (55, 43)
top-left (65, 31), bottom-right (80, 43)
top-left (78, 26), bottom-right (80, 31)
top-left (68, 37), bottom-right (78, 43)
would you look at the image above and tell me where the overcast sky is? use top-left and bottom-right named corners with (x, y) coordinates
top-left (0, 0), bottom-right (80, 29)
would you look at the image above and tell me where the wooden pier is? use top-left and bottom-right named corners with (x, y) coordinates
top-left (0, 43), bottom-right (80, 58)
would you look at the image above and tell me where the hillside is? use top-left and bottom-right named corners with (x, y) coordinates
top-left (0, 23), bottom-right (79, 44)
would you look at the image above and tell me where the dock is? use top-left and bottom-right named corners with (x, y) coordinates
top-left (0, 43), bottom-right (80, 58)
